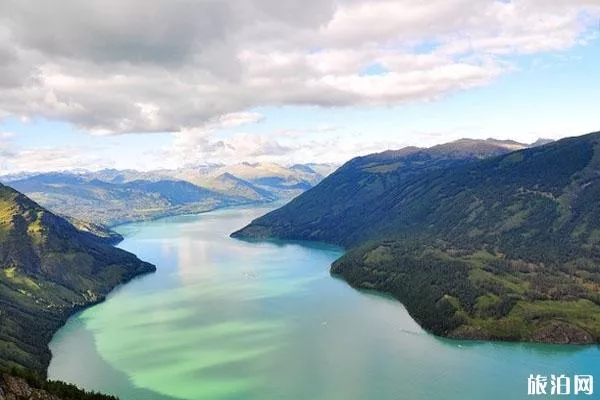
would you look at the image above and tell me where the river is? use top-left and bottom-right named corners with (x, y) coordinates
top-left (48, 206), bottom-right (600, 400)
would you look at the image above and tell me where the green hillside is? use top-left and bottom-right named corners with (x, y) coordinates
top-left (7, 174), bottom-right (248, 227)
top-left (232, 138), bottom-right (528, 245)
top-left (3, 162), bottom-right (332, 227)
top-left (0, 183), bottom-right (155, 375)
top-left (234, 133), bottom-right (600, 343)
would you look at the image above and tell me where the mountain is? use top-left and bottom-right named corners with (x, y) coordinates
top-left (0, 183), bottom-right (155, 375)
top-left (529, 138), bottom-right (555, 147)
top-left (64, 217), bottom-right (124, 246)
top-left (78, 168), bottom-right (174, 184)
top-left (0, 162), bottom-right (335, 227)
top-left (198, 162), bottom-right (326, 199)
top-left (427, 138), bottom-right (526, 158)
top-left (0, 172), bottom-right (40, 183)
top-left (0, 368), bottom-right (117, 400)
top-left (233, 138), bottom-right (528, 246)
top-left (233, 133), bottom-right (600, 344)
top-left (297, 163), bottom-right (339, 178)
top-left (216, 162), bottom-right (318, 183)
top-left (200, 173), bottom-right (277, 202)
top-left (6, 174), bottom-right (248, 227)
top-left (169, 162), bottom-right (331, 201)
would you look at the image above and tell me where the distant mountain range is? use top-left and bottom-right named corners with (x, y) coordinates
top-left (170, 162), bottom-right (337, 200)
top-left (233, 134), bottom-right (600, 344)
top-left (0, 162), bottom-right (338, 227)
top-left (0, 183), bottom-right (154, 375)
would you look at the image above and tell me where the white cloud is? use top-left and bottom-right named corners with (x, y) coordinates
top-left (0, 133), bottom-right (114, 174)
top-left (0, 0), bottom-right (597, 138)
top-left (169, 129), bottom-right (294, 166)
top-left (214, 112), bottom-right (266, 129)
top-left (4, 147), bottom-right (114, 173)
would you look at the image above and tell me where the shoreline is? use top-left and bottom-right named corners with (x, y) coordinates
top-left (44, 203), bottom-right (281, 379)
top-left (42, 267), bottom-right (157, 379)
top-left (46, 205), bottom-right (599, 392)
top-left (234, 228), bottom-right (600, 347)
top-left (45, 206), bottom-right (600, 400)
top-left (105, 199), bottom-right (284, 231)
top-left (330, 268), bottom-right (600, 347)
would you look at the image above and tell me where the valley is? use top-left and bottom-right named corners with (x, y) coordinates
top-left (1, 162), bottom-right (336, 228)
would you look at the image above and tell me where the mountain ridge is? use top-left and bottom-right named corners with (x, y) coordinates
top-left (233, 132), bottom-right (600, 344)
top-left (232, 137), bottom-right (532, 246)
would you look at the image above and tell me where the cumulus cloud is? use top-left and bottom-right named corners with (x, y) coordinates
top-left (0, 0), bottom-right (598, 135)
top-left (165, 124), bottom-right (412, 166)
top-left (169, 130), bottom-right (295, 166)
top-left (0, 133), bottom-right (113, 174)
top-left (3, 147), bottom-right (114, 173)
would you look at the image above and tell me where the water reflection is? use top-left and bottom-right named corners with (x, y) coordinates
top-left (49, 207), bottom-right (600, 400)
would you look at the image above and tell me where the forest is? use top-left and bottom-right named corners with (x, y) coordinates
top-left (236, 132), bottom-right (600, 343)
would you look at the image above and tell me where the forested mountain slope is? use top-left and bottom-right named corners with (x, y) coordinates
top-left (232, 138), bottom-right (528, 246)
top-left (0, 184), bottom-right (155, 375)
top-left (234, 133), bottom-right (600, 343)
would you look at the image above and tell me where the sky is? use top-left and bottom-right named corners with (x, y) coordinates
top-left (0, 0), bottom-right (599, 173)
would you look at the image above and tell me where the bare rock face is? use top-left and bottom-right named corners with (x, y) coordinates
top-left (449, 325), bottom-right (491, 341)
top-left (532, 321), bottom-right (595, 344)
top-left (0, 374), bottom-right (60, 400)
top-left (29, 389), bottom-right (60, 400)
top-left (2, 375), bottom-right (32, 399)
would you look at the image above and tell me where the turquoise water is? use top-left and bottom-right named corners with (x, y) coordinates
top-left (48, 206), bottom-right (600, 400)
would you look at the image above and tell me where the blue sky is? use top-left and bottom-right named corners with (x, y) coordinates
top-left (0, 0), bottom-right (599, 173)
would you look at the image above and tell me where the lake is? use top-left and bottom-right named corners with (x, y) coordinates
top-left (49, 206), bottom-right (600, 400)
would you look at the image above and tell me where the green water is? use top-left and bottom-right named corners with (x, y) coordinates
top-left (49, 206), bottom-right (600, 400)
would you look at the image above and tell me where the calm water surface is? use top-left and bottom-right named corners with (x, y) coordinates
top-left (49, 206), bottom-right (600, 400)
